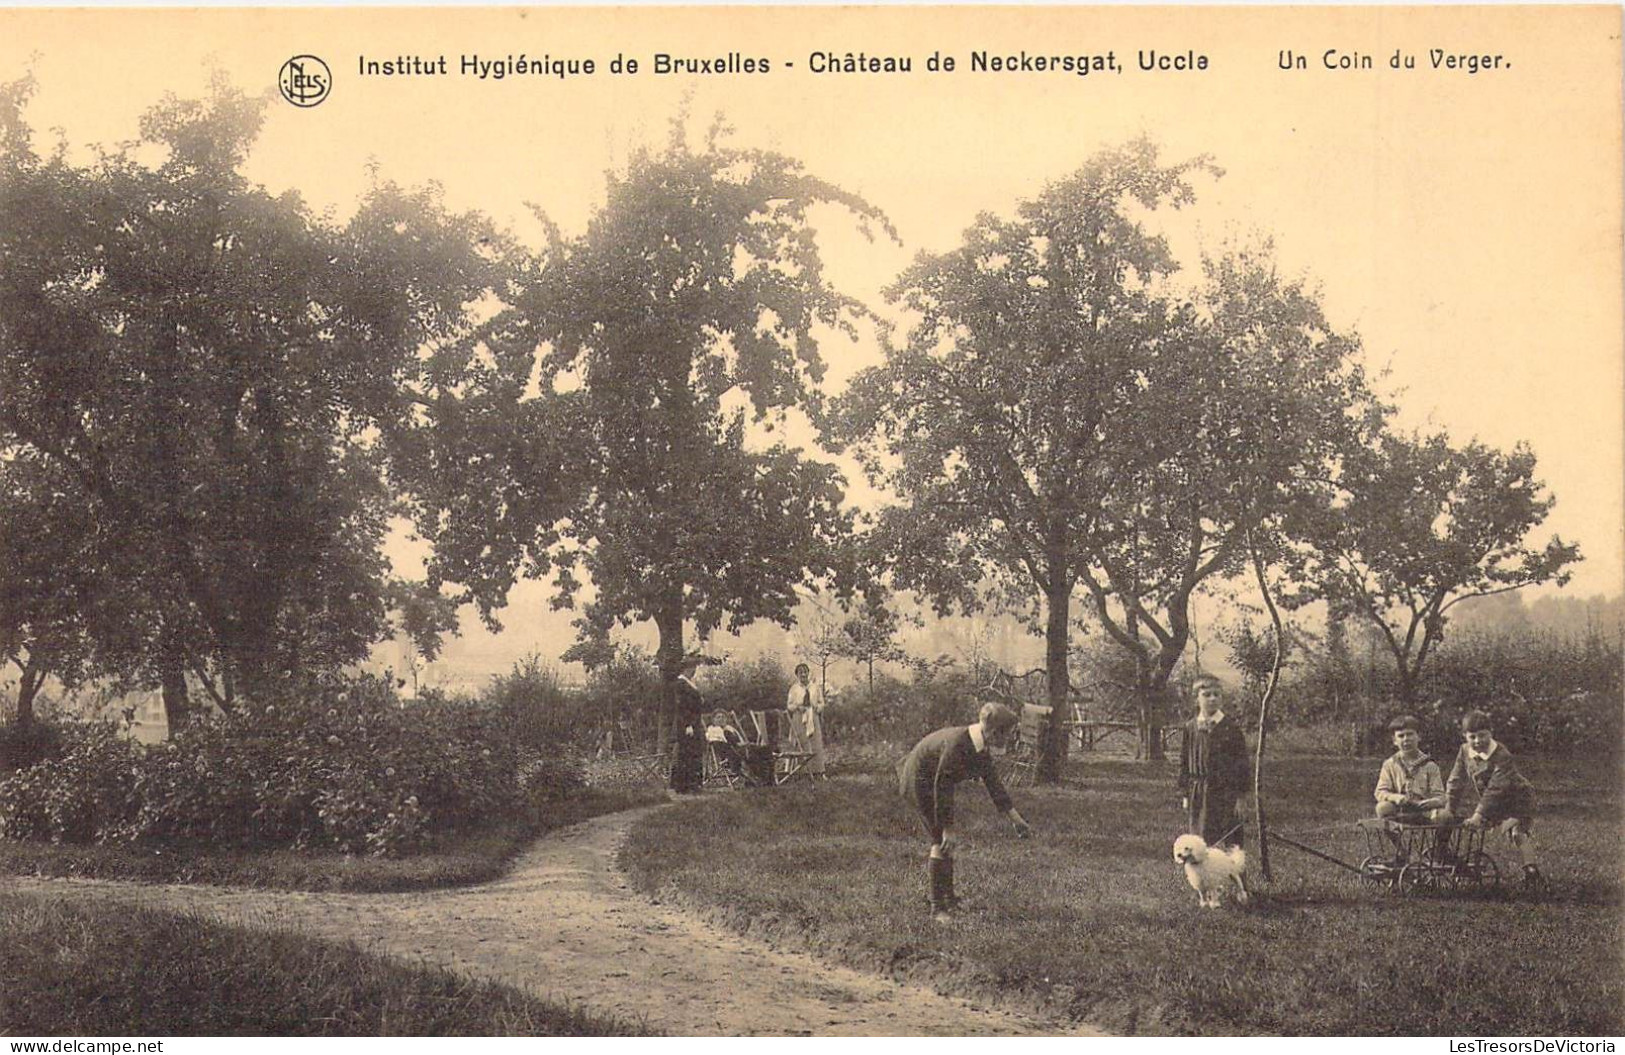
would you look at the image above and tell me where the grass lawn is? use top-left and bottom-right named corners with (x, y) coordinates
top-left (621, 754), bottom-right (1623, 1036)
top-left (0, 788), bottom-right (663, 891)
top-left (0, 892), bottom-right (656, 1035)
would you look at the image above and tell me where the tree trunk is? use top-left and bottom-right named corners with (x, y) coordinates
top-left (1250, 538), bottom-right (1284, 885)
top-left (1140, 677), bottom-right (1162, 760)
top-left (1039, 574), bottom-right (1072, 784)
top-left (14, 658), bottom-right (42, 727)
top-left (1395, 659), bottom-right (1419, 709)
top-left (160, 646), bottom-right (190, 735)
top-left (653, 594), bottom-right (684, 759)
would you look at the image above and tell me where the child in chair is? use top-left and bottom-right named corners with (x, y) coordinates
top-left (1375, 714), bottom-right (1447, 822)
top-left (1374, 713), bottom-right (1448, 862)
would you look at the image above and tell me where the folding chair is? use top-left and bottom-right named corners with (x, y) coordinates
top-left (609, 720), bottom-right (667, 785)
top-left (703, 739), bottom-right (745, 789)
top-left (996, 703), bottom-right (1050, 788)
top-left (748, 709), bottom-right (815, 785)
top-left (703, 710), bottom-right (752, 789)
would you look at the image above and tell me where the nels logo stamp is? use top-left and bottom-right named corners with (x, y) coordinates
top-left (279, 55), bottom-right (331, 108)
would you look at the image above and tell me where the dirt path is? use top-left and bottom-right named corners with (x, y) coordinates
top-left (4, 808), bottom-right (1099, 1037)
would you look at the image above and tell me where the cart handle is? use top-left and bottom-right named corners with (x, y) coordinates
top-left (1266, 831), bottom-right (1366, 875)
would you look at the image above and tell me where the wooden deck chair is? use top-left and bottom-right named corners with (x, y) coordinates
top-left (702, 710), bottom-right (751, 789)
top-left (702, 739), bottom-right (745, 789)
top-left (996, 703), bottom-right (1051, 789)
top-left (748, 709), bottom-right (815, 785)
top-left (608, 720), bottom-right (667, 785)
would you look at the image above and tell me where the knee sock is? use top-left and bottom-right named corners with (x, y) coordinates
top-left (927, 851), bottom-right (955, 910)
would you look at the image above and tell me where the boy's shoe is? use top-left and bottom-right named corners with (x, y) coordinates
top-left (1518, 865), bottom-right (1549, 900)
top-left (931, 908), bottom-right (954, 924)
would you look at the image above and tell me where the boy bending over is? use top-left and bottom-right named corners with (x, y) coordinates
top-left (897, 702), bottom-right (1032, 923)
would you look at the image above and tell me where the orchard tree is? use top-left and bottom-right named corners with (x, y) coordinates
top-left (0, 460), bottom-right (100, 724)
top-left (0, 76), bottom-right (491, 726)
top-left (1074, 248), bottom-right (1374, 757)
top-left (835, 140), bottom-right (1215, 780)
top-left (404, 119), bottom-right (893, 746)
top-left (1303, 429), bottom-right (1580, 707)
top-left (831, 593), bottom-right (914, 690)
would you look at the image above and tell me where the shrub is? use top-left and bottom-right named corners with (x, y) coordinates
top-left (479, 655), bottom-right (589, 754)
top-left (577, 646), bottom-right (663, 752)
top-left (0, 722), bottom-right (139, 843)
top-left (0, 720), bottom-right (64, 773)
top-left (0, 673), bottom-right (550, 856)
top-left (519, 754), bottom-right (588, 804)
top-left (697, 655), bottom-right (790, 720)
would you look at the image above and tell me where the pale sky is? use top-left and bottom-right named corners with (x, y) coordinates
top-left (3, 6), bottom-right (1619, 686)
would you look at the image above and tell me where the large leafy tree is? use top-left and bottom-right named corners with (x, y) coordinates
top-left (1302, 429), bottom-right (1580, 706)
top-left (404, 121), bottom-right (892, 744)
top-left (835, 140), bottom-right (1214, 779)
top-left (0, 460), bottom-right (101, 724)
top-left (838, 143), bottom-right (1376, 773)
top-left (1075, 249), bottom-right (1373, 756)
top-left (0, 77), bottom-right (489, 726)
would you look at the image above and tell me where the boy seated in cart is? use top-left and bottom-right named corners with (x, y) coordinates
top-left (1370, 714), bottom-right (1449, 862)
top-left (1445, 710), bottom-right (1543, 886)
top-left (1375, 715), bottom-right (1448, 822)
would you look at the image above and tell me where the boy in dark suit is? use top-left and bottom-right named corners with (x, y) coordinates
top-left (898, 702), bottom-right (1032, 923)
top-left (1446, 710), bottom-right (1542, 886)
top-left (1178, 674), bottom-right (1251, 849)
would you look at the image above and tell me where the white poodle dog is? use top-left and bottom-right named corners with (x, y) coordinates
top-left (1172, 833), bottom-right (1250, 908)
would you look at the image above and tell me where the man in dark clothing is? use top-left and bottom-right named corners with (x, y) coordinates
top-left (1178, 674), bottom-right (1251, 849)
top-left (667, 655), bottom-right (708, 795)
top-left (897, 702), bottom-right (1032, 923)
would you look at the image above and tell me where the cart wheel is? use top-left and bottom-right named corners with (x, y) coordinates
top-left (1359, 855), bottom-right (1396, 890)
top-left (1458, 849), bottom-right (1502, 895)
top-left (1397, 862), bottom-right (1434, 896)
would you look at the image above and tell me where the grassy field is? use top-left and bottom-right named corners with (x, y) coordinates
top-left (621, 755), bottom-right (1623, 1036)
top-left (0, 788), bottom-right (663, 891)
top-left (0, 892), bottom-right (656, 1036)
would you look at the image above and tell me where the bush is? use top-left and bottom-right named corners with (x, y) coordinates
top-left (0, 722), bottom-right (139, 843)
top-left (825, 669), bottom-right (982, 746)
top-left (519, 754), bottom-right (588, 803)
top-left (479, 655), bottom-right (589, 754)
top-left (0, 674), bottom-right (545, 856)
top-left (697, 655), bottom-right (790, 720)
top-left (0, 720), bottom-right (64, 773)
top-left (577, 647), bottom-right (663, 753)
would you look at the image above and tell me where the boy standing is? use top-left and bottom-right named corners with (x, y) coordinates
top-left (1446, 710), bottom-right (1542, 885)
top-left (898, 702), bottom-right (1033, 923)
top-left (1178, 674), bottom-right (1251, 850)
